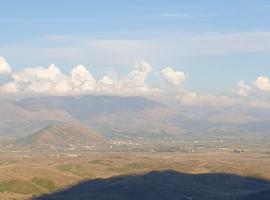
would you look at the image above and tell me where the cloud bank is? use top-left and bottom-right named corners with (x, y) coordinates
top-left (0, 58), bottom-right (161, 97)
top-left (0, 57), bottom-right (270, 108)
top-left (0, 57), bottom-right (11, 75)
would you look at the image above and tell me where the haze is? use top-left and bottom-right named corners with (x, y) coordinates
top-left (0, 1), bottom-right (270, 200)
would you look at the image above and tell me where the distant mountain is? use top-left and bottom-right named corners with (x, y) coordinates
top-left (0, 99), bottom-right (76, 139)
top-left (14, 123), bottom-right (104, 150)
top-left (20, 95), bottom-right (164, 120)
top-left (0, 95), bottom-right (167, 139)
top-left (33, 170), bottom-right (270, 200)
top-left (86, 107), bottom-right (185, 138)
top-left (19, 95), bottom-right (177, 139)
top-left (1, 95), bottom-right (270, 141)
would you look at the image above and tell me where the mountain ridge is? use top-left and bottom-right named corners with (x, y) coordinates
top-left (14, 123), bottom-right (105, 150)
top-left (33, 170), bottom-right (270, 200)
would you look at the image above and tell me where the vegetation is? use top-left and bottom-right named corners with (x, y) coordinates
top-left (0, 180), bottom-right (41, 194)
top-left (31, 177), bottom-right (56, 191)
top-left (0, 151), bottom-right (269, 199)
top-left (57, 164), bottom-right (95, 178)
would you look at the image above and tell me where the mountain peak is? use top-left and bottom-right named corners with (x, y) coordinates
top-left (15, 123), bottom-right (104, 150)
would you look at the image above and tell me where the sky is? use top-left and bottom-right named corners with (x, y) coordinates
top-left (0, 0), bottom-right (270, 106)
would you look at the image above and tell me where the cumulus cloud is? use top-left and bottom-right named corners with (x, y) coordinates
top-left (96, 61), bottom-right (158, 96)
top-left (161, 67), bottom-right (186, 86)
top-left (2, 56), bottom-right (270, 109)
top-left (237, 80), bottom-right (251, 96)
top-left (127, 61), bottom-right (152, 83)
top-left (254, 76), bottom-right (270, 91)
top-left (0, 60), bottom-right (160, 97)
top-left (174, 75), bottom-right (270, 108)
top-left (235, 76), bottom-right (270, 96)
top-left (176, 91), bottom-right (237, 107)
top-left (7, 64), bottom-right (71, 95)
top-left (0, 82), bottom-right (18, 94)
top-left (99, 75), bottom-right (115, 85)
top-left (70, 65), bottom-right (96, 92)
top-left (0, 57), bottom-right (11, 75)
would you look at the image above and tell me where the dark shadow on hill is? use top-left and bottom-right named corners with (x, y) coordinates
top-left (32, 170), bottom-right (270, 200)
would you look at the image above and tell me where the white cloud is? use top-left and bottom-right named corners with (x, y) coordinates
top-left (70, 65), bottom-right (96, 92)
top-left (228, 76), bottom-right (270, 108)
top-left (0, 57), bottom-right (11, 75)
top-left (237, 80), bottom-right (251, 96)
top-left (254, 76), bottom-right (270, 91)
top-left (0, 60), bottom-right (160, 97)
top-left (126, 61), bottom-right (152, 83)
top-left (12, 64), bottom-right (62, 82)
top-left (99, 75), bottom-right (115, 85)
top-left (2, 56), bottom-right (270, 109)
top-left (176, 91), bottom-right (237, 107)
top-left (0, 82), bottom-right (18, 94)
top-left (235, 76), bottom-right (270, 96)
top-left (161, 67), bottom-right (186, 86)
top-left (104, 61), bottom-right (158, 96)
top-left (8, 64), bottom-right (71, 95)
top-left (174, 75), bottom-right (270, 108)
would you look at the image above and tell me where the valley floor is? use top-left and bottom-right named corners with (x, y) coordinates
top-left (0, 151), bottom-right (270, 200)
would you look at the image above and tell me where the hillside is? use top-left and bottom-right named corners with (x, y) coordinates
top-left (1, 95), bottom-right (270, 140)
top-left (20, 95), bottom-right (164, 120)
top-left (0, 99), bottom-right (76, 139)
top-left (0, 96), bottom-right (167, 139)
top-left (14, 123), bottom-right (104, 150)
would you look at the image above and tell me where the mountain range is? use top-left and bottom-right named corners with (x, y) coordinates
top-left (1, 95), bottom-right (270, 142)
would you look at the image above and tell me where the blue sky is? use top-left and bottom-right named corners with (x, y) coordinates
top-left (0, 0), bottom-right (270, 95)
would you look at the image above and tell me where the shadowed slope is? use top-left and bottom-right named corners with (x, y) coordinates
top-left (33, 170), bottom-right (270, 200)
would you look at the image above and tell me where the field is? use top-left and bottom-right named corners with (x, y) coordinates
top-left (0, 149), bottom-right (270, 200)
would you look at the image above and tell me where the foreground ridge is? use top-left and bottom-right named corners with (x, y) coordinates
top-left (33, 170), bottom-right (270, 200)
